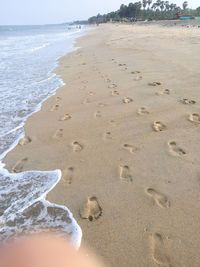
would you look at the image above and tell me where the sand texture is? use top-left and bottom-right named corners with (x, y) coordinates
top-left (4, 23), bottom-right (200, 266)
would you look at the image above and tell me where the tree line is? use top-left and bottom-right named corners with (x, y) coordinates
top-left (88, 1), bottom-right (200, 23)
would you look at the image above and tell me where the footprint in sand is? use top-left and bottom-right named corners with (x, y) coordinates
top-left (150, 233), bottom-right (171, 266)
top-left (148, 82), bottom-right (162, 87)
top-left (59, 113), bottom-right (71, 121)
top-left (152, 121), bottom-right (167, 132)
top-left (79, 196), bottom-right (102, 221)
top-left (118, 63), bottom-right (126, 67)
top-left (88, 91), bottom-right (94, 96)
top-left (189, 113), bottom-right (200, 123)
top-left (98, 103), bottom-right (107, 108)
top-left (94, 111), bottom-right (102, 118)
top-left (137, 107), bottom-right (149, 115)
top-left (168, 141), bottom-right (186, 156)
top-left (156, 89), bottom-right (171, 96)
top-left (119, 165), bottom-right (133, 182)
top-left (146, 188), bottom-right (170, 208)
top-left (103, 132), bottom-right (112, 140)
top-left (134, 75), bottom-right (143, 81)
top-left (72, 141), bottom-right (83, 152)
top-left (131, 71), bottom-right (141, 74)
top-left (123, 97), bottom-right (133, 104)
top-left (180, 98), bottom-right (196, 105)
top-left (111, 90), bottom-right (119, 96)
top-left (123, 144), bottom-right (138, 154)
top-left (82, 98), bottom-right (91, 104)
top-left (56, 96), bottom-right (61, 102)
top-left (62, 167), bottom-right (74, 185)
top-left (53, 129), bottom-right (63, 139)
top-left (108, 83), bottom-right (117, 89)
top-left (19, 136), bottom-right (32, 146)
top-left (50, 104), bottom-right (60, 111)
top-left (12, 157), bottom-right (28, 173)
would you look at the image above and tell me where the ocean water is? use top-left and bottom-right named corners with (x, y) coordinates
top-left (0, 24), bottom-right (85, 246)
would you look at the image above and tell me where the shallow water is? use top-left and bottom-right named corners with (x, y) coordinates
top-left (0, 24), bottom-right (84, 246)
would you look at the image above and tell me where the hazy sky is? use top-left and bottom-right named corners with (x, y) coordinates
top-left (0, 0), bottom-right (199, 25)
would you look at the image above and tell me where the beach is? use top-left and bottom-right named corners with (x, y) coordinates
top-left (4, 22), bottom-right (200, 266)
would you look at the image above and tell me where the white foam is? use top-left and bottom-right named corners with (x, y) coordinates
top-left (0, 25), bottom-right (89, 247)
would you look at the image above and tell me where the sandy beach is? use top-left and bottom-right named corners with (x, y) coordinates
top-left (4, 22), bottom-right (200, 266)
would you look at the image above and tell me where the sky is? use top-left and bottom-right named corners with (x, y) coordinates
top-left (0, 0), bottom-right (199, 25)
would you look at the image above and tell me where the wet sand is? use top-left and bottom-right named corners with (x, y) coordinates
top-left (4, 23), bottom-right (200, 266)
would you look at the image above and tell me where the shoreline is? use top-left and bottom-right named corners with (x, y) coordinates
top-left (4, 23), bottom-right (200, 266)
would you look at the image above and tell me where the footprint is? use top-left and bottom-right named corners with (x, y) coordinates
top-left (148, 82), bottom-right (162, 87)
top-left (72, 141), bottom-right (83, 152)
top-left (108, 83), bottom-right (117, 89)
top-left (189, 113), bottom-right (200, 123)
top-left (153, 121), bottom-right (167, 132)
top-left (82, 98), bottom-right (91, 104)
top-left (111, 90), bottom-right (119, 96)
top-left (56, 96), bottom-right (61, 102)
top-left (79, 196), bottom-right (102, 221)
top-left (137, 107), bottom-right (149, 115)
top-left (156, 89), bottom-right (171, 96)
top-left (123, 144), bottom-right (138, 153)
top-left (134, 75), bottom-right (143, 81)
top-left (98, 103), bottom-right (107, 108)
top-left (131, 71), bottom-right (141, 74)
top-left (118, 63), bottom-right (126, 66)
top-left (50, 104), bottom-right (59, 111)
top-left (180, 98), bottom-right (196, 105)
top-left (150, 233), bottom-right (171, 266)
top-left (168, 141), bottom-right (186, 156)
top-left (119, 165), bottom-right (133, 182)
top-left (62, 167), bottom-right (74, 185)
top-left (88, 91), bottom-right (94, 96)
top-left (59, 113), bottom-right (71, 121)
top-left (123, 97), bottom-right (133, 104)
top-left (53, 129), bottom-right (63, 139)
top-left (146, 188), bottom-right (170, 208)
top-left (94, 111), bottom-right (102, 118)
top-left (19, 136), bottom-right (32, 146)
top-left (103, 131), bottom-right (112, 140)
top-left (12, 158), bottom-right (28, 173)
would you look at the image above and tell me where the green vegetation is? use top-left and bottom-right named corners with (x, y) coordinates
top-left (88, 1), bottom-right (200, 23)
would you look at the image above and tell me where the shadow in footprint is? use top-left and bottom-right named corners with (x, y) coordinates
top-left (79, 196), bottom-right (102, 221)
top-left (148, 82), bottom-right (162, 87)
top-left (123, 144), bottom-right (138, 154)
top-left (180, 98), bottom-right (196, 105)
top-left (123, 97), bottom-right (133, 104)
top-left (62, 167), bottom-right (74, 185)
top-left (53, 129), bottom-right (63, 139)
top-left (146, 188), bottom-right (170, 208)
top-left (119, 165), bottom-right (133, 182)
top-left (72, 141), bottom-right (83, 152)
top-left (150, 233), bottom-right (172, 266)
top-left (12, 158), bottom-right (28, 173)
top-left (137, 107), bottom-right (149, 115)
top-left (59, 114), bottom-right (71, 121)
top-left (189, 113), bottom-right (200, 124)
top-left (153, 121), bottom-right (167, 132)
top-left (168, 141), bottom-right (186, 156)
top-left (19, 136), bottom-right (32, 146)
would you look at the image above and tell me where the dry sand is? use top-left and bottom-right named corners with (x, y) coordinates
top-left (4, 23), bottom-right (200, 266)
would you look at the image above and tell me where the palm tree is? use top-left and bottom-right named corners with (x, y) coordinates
top-left (147, 0), bottom-right (152, 9)
top-left (182, 1), bottom-right (188, 11)
top-left (160, 1), bottom-right (165, 11)
top-left (142, 0), bottom-right (148, 10)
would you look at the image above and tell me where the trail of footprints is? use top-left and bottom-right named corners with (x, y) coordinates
top-left (11, 57), bottom-right (199, 265)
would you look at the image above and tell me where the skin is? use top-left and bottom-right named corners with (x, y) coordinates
top-left (0, 234), bottom-right (104, 267)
